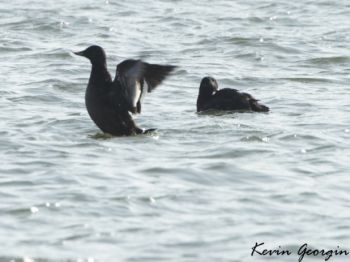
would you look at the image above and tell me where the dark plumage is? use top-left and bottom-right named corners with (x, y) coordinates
top-left (197, 77), bottom-right (269, 112)
top-left (74, 45), bottom-right (176, 136)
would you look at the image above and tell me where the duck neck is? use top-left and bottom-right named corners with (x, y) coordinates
top-left (198, 91), bottom-right (213, 102)
top-left (197, 93), bottom-right (208, 111)
top-left (89, 63), bottom-right (112, 86)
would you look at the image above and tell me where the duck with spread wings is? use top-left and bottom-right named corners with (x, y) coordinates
top-left (74, 45), bottom-right (176, 136)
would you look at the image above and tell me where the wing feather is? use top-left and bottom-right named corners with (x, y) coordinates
top-left (113, 59), bottom-right (176, 114)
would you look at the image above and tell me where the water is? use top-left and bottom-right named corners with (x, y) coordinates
top-left (1, 0), bottom-right (350, 261)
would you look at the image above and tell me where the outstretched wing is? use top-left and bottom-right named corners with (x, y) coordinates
top-left (114, 59), bottom-right (176, 114)
top-left (143, 63), bottom-right (177, 92)
top-left (114, 59), bottom-right (145, 114)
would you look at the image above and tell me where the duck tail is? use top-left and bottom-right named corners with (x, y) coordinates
top-left (135, 127), bottom-right (157, 135)
top-left (143, 128), bottom-right (157, 134)
top-left (249, 99), bottom-right (270, 112)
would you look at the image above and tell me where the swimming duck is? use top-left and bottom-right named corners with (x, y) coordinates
top-left (197, 77), bottom-right (269, 112)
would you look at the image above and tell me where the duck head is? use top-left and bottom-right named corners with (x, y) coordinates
top-left (199, 76), bottom-right (218, 97)
top-left (74, 45), bottom-right (107, 67)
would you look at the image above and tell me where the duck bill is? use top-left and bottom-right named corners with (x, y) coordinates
top-left (73, 51), bottom-right (85, 56)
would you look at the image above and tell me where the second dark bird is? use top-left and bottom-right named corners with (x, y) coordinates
top-left (74, 45), bottom-right (176, 136)
top-left (197, 77), bottom-right (269, 113)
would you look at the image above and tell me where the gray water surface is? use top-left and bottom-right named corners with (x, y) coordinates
top-left (1, 0), bottom-right (350, 261)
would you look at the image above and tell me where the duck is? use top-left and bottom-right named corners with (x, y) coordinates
top-left (197, 77), bottom-right (269, 112)
top-left (74, 45), bottom-right (176, 136)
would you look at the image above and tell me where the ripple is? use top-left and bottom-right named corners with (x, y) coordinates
top-left (1, 0), bottom-right (350, 261)
top-left (303, 56), bottom-right (350, 65)
top-left (280, 77), bottom-right (335, 83)
top-left (0, 46), bottom-right (32, 53)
